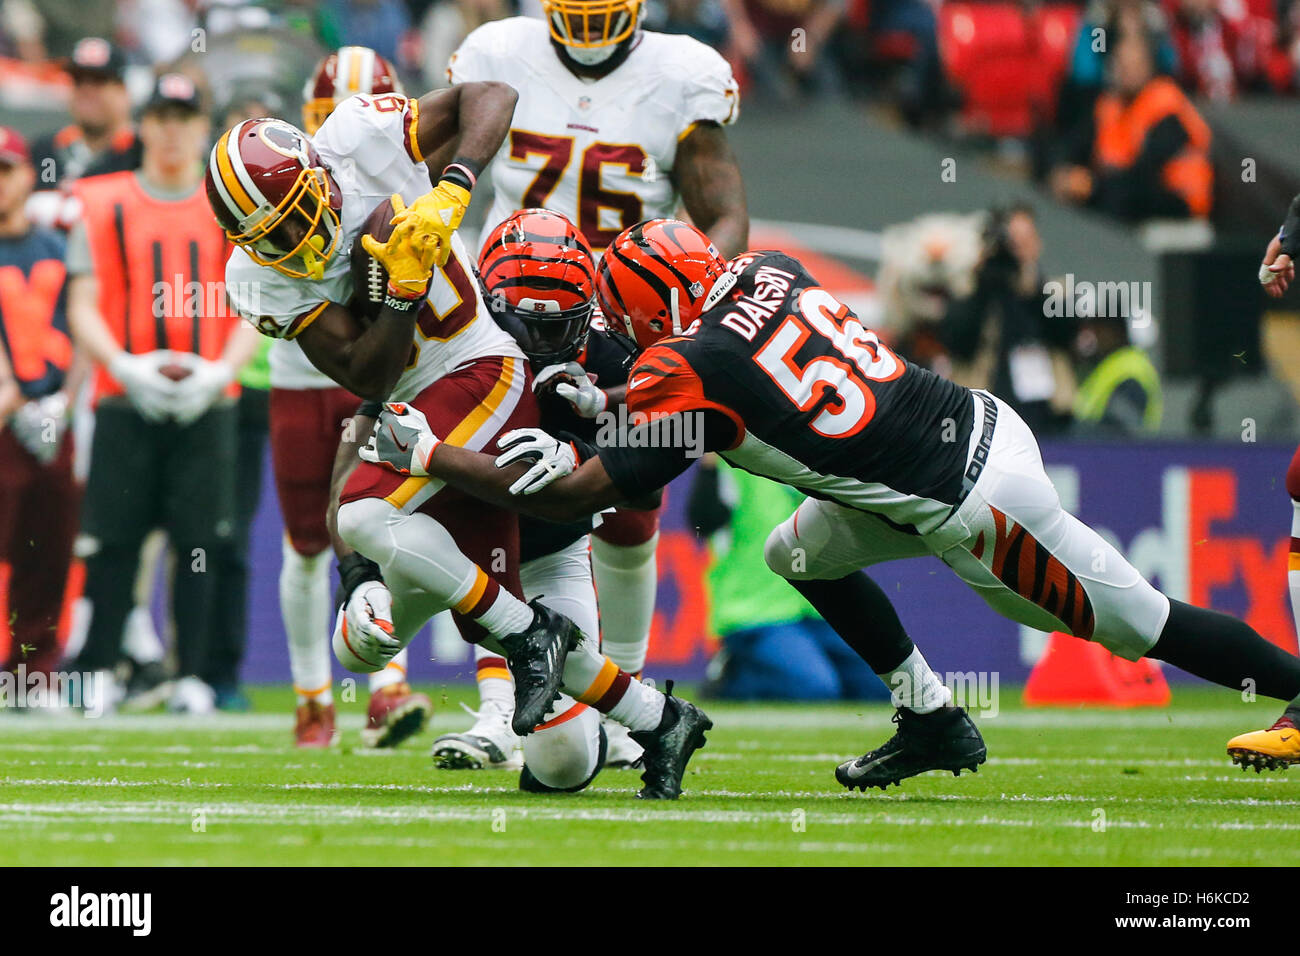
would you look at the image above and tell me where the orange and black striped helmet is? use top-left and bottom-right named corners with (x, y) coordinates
top-left (595, 219), bottom-right (733, 351)
top-left (478, 209), bottom-right (597, 368)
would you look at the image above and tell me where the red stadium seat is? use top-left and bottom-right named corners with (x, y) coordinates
top-left (940, 2), bottom-right (1081, 137)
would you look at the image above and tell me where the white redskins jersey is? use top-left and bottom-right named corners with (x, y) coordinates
top-left (448, 17), bottom-right (738, 252)
top-left (225, 94), bottom-right (522, 399)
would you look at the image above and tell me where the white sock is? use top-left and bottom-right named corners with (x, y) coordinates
top-left (591, 533), bottom-right (657, 675)
top-left (369, 651), bottom-right (408, 692)
top-left (563, 633), bottom-right (665, 732)
top-left (879, 647), bottom-right (951, 713)
top-left (473, 642), bottom-right (513, 711)
top-left (280, 540), bottom-right (333, 707)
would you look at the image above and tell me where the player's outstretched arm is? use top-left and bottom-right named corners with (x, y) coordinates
top-left (430, 443), bottom-right (629, 522)
top-left (675, 122), bottom-right (749, 259)
top-left (295, 301), bottom-right (418, 401)
top-left (413, 81), bottom-right (517, 184)
top-left (1260, 192), bottom-right (1300, 298)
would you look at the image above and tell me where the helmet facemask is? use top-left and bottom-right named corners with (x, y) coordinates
top-left (543, 0), bottom-right (643, 66)
top-left (233, 166), bottom-right (340, 280)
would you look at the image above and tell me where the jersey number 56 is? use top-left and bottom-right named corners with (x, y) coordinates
top-left (754, 289), bottom-right (904, 438)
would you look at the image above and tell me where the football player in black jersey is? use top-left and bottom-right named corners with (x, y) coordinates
top-left (427, 210), bottom-right (692, 791)
top-left (365, 218), bottom-right (1300, 790)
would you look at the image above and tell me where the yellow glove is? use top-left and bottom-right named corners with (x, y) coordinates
top-left (389, 181), bottom-right (471, 268)
top-left (360, 195), bottom-right (439, 299)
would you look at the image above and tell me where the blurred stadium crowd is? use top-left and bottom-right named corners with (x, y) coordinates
top-left (0, 0), bottom-right (1296, 716)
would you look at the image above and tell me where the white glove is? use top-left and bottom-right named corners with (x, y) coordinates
top-left (495, 427), bottom-right (578, 495)
top-left (8, 392), bottom-right (69, 464)
top-left (332, 580), bottom-right (401, 672)
top-left (172, 357), bottom-right (234, 427)
top-left (534, 361), bottom-right (607, 419)
top-left (359, 402), bottom-right (441, 477)
top-left (109, 351), bottom-right (181, 423)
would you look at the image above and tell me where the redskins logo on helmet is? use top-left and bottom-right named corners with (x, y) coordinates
top-left (542, 0), bottom-right (644, 67)
top-left (479, 209), bottom-right (597, 368)
top-left (205, 118), bottom-right (342, 280)
top-left (595, 219), bottom-right (736, 350)
top-left (302, 46), bottom-right (405, 136)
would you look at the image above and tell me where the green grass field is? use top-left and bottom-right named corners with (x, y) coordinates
top-left (1, 685), bottom-right (1296, 866)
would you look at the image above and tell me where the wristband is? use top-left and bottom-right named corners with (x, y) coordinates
top-left (335, 551), bottom-right (384, 610)
top-left (383, 283), bottom-right (425, 310)
top-left (440, 156), bottom-right (482, 192)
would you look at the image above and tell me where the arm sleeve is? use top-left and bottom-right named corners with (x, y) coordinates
top-left (597, 409), bottom-right (737, 500)
top-left (1279, 192), bottom-right (1300, 258)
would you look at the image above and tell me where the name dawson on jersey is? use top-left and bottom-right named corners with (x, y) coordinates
top-left (719, 265), bottom-right (796, 342)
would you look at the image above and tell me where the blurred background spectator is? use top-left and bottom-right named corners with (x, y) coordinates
top-left (0, 125), bottom-right (83, 690)
top-left (941, 204), bottom-right (1077, 434)
top-left (65, 74), bottom-right (259, 714)
top-left (721, 0), bottom-right (847, 102)
top-left (1051, 31), bottom-right (1212, 222)
top-left (1072, 304), bottom-right (1164, 433)
top-left (690, 457), bottom-right (887, 701)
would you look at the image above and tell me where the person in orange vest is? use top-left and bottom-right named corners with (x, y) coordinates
top-left (1050, 32), bottom-right (1212, 222)
top-left (65, 73), bottom-right (260, 715)
top-left (0, 126), bottom-right (87, 693)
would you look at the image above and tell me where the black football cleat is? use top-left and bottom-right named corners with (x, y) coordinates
top-left (837, 705), bottom-right (987, 791)
top-left (629, 682), bottom-right (712, 800)
top-left (498, 599), bottom-right (581, 736)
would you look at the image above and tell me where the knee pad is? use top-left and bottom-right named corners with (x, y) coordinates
top-left (520, 705), bottom-right (606, 792)
top-left (764, 508), bottom-right (834, 581)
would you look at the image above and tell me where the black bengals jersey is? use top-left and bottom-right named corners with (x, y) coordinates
top-left (520, 323), bottom-right (636, 562)
top-left (600, 251), bottom-right (977, 535)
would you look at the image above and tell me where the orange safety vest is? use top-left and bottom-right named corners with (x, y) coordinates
top-left (1093, 77), bottom-right (1213, 219)
top-left (75, 170), bottom-right (239, 402)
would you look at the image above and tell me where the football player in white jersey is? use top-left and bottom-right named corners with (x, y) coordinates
top-left (207, 81), bottom-right (712, 799)
top-left (439, 0), bottom-right (750, 767)
top-left (270, 46), bottom-right (433, 750)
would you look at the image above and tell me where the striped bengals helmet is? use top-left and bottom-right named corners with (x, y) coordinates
top-left (479, 209), bottom-right (597, 368)
top-left (205, 118), bottom-right (342, 280)
top-left (595, 219), bottom-right (735, 350)
top-left (302, 46), bottom-right (405, 136)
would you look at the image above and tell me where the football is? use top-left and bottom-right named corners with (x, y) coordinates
top-left (349, 195), bottom-right (401, 323)
top-left (158, 362), bottom-right (192, 381)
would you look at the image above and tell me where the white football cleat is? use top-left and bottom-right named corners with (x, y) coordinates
top-left (167, 676), bottom-right (216, 715)
top-left (602, 715), bottom-right (644, 768)
top-left (431, 700), bottom-right (523, 770)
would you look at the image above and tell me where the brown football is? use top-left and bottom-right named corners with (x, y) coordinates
top-left (159, 362), bottom-right (192, 381)
top-left (348, 196), bottom-right (400, 323)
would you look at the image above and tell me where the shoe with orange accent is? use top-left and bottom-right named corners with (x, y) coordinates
top-left (294, 700), bottom-right (337, 749)
top-left (1227, 708), bottom-right (1300, 771)
top-left (361, 682), bottom-right (433, 748)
